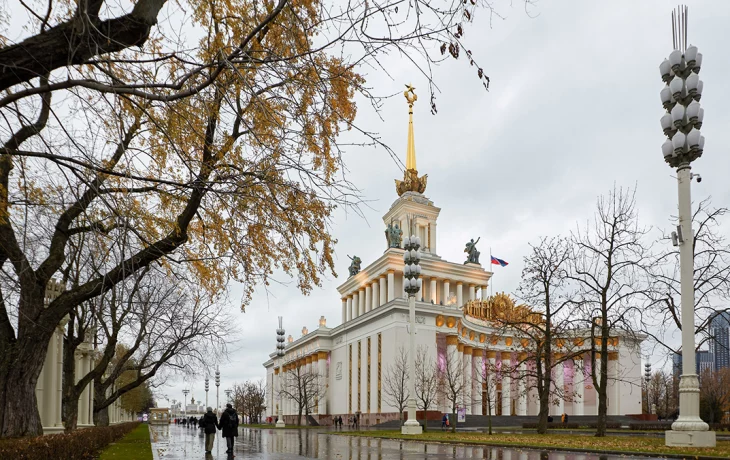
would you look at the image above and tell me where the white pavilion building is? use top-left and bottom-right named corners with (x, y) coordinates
top-left (263, 89), bottom-right (644, 426)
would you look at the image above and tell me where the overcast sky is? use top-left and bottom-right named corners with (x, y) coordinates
top-left (156, 0), bottom-right (730, 407)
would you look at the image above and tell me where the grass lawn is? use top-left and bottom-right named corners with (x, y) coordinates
top-left (336, 430), bottom-right (730, 459)
top-left (99, 423), bottom-right (153, 460)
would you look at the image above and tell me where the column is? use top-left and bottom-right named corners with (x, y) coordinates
top-left (553, 356), bottom-right (564, 415)
top-left (430, 278), bottom-right (437, 304)
top-left (77, 345), bottom-right (93, 425)
top-left (429, 222), bottom-right (437, 254)
top-left (42, 330), bottom-right (57, 427)
top-left (609, 353), bottom-right (619, 415)
top-left (457, 343), bottom-right (464, 409)
top-left (463, 346), bottom-right (473, 414)
top-left (517, 354), bottom-right (527, 416)
top-left (481, 286), bottom-right (488, 300)
top-left (486, 351), bottom-right (496, 415)
top-left (573, 355), bottom-right (585, 416)
top-left (468, 284), bottom-right (475, 301)
top-left (342, 298), bottom-right (348, 323)
top-left (501, 353), bottom-right (511, 416)
top-left (443, 280), bottom-right (450, 305)
top-left (358, 288), bottom-right (365, 316)
top-left (402, 272), bottom-right (407, 299)
top-left (372, 280), bottom-right (379, 310)
top-left (318, 353), bottom-right (327, 415)
top-left (387, 271), bottom-right (395, 302)
top-left (446, 336), bottom-right (459, 412)
top-left (456, 282), bottom-right (463, 307)
top-left (379, 276), bottom-right (387, 306)
top-left (352, 292), bottom-right (359, 319)
top-left (472, 350), bottom-right (483, 415)
top-left (365, 284), bottom-right (372, 313)
top-left (346, 296), bottom-right (353, 322)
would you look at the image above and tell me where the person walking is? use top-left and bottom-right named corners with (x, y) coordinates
top-left (218, 403), bottom-right (239, 455)
top-left (202, 407), bottom-right (218, 453)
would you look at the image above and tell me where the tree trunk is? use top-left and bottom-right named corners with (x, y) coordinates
top-left (94, 405), bottom-right (109, 426)
top-left (0, 329), bottom-right (54, 437)
top-left (451, 405), bottom-right (456, 433)
top-left (537, 392), bottom-right (550, 434)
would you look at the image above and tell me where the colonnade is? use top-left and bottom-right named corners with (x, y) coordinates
top-left (274, 351), bottom-right (328, 418)
top-left (341, 274), bottom-right (489, 323)
top-left (444, 336), bottom-right (621, 417)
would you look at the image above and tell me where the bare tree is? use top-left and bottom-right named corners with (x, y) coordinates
top-left (279, 360), bottom-right (325, 426)
top-left (568, 186), bottom-right (651, 437)
top-left (382, 346), bottom-right (409, 426)
top-left (414, 346), bottom-right (438, 431)
top-left (438, 344), bottom-right (467, 433)
top-left (699, 367), bottom-right (730, 424)
top-left (1, 0), bottom-right (519, 437)
top-left (646, 199), bottom-right (730, 356)
top-left (233, 380), bottom-right (266, 424)
top-left (496, 237), bottom-right (582, 434)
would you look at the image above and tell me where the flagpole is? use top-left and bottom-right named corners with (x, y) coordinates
top-left (489, 246), bottom-right (493, 297)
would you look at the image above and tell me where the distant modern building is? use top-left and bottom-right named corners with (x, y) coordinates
top-left (673, 350), bottom-right (713, 375)
top-left (708, 311), bottom-right (730, 371)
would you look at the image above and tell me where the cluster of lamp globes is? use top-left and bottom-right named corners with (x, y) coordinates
top-left (403, 235), bottom-right (422, 295)
top-left (659, 45), bottom-right (705, 168)
top-left (276, 326), bottom-right (286, 358)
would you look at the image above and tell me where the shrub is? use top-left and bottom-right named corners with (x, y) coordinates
top-left (709, 423), bottom-right (730, 432)
top-left (628, 422), bottom-right (673, 431)
top-left (521, 422), bottom-right (579, 429)
top-left (0, 422), bottom-right (140, 460)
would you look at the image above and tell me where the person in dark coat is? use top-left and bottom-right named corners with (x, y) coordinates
top-left (202, 407), bottom-right (218, 453)
top-left (218, 403), bottom-right (239, 454)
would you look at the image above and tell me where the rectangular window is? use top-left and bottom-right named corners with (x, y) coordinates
top-left (357, 341), bottom-right (362, 412)
top-left (367, 337), bottom-right (371, 413)
top-left (349, 344), bottom-right (352, 413)
top-left (378, 333), bottom-right (382, 412)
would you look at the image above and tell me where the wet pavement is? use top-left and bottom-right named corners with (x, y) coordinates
top-left (149, 424), bottom-right (666, 460)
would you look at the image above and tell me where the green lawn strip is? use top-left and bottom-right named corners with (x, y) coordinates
top-left (335, 430), bottom-right (730, 459)
top-left (99, 423), bottom-right (153, 460)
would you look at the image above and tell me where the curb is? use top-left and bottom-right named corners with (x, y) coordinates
top-left (331, 432), bottom-right (727, 460)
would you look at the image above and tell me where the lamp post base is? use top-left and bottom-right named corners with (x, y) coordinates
top-left (401, 419), bottom-right (422, 435)
top-left (276, 419), bottom-right (286, 428)
top-left (665, 430), bottom-right (716, 447)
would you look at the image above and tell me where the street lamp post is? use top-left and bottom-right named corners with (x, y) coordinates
top-left (276, 316), bottom-right (286, 428)
top-left (215, 366), bottom-right (221, 416)
top-left (644, 362), bottom-right (652, 414)
top-left (660, 5), bottom-right (715, 447)
top-left (205, 376), bottom-right (209, 409)
top-left (401, 231), bottom-right (422, 435)
top-left (182, 390), bottom-right (189, 418)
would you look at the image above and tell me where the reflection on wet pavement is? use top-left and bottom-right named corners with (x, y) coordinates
top-left (150, 424), bottom-right (666, 460)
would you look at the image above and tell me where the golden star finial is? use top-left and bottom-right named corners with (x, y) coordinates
top-left (404, 83), bottom-right (417, 106)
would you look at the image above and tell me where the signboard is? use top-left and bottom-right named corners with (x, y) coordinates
top-left (457, 407), bottom-right (466, 423)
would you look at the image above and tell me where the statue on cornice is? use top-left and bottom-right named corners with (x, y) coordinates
top-left (347, 255), bottom-right (362, 277)
top-left (384, 222), bottom-right (403, 248)
top-left (464, 237), bottom-right (481, 264)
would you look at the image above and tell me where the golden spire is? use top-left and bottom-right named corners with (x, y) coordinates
top-left (395, 84), bottom-right (428, 196)
top-left (404, 83), bottom-right (417, 170)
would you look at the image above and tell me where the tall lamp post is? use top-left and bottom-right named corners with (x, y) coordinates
top-left (644, 362), bottom-right (652, 415)
top-left (182, 390), bottom-right (189, 418)
top-left (660, 5), bottom-right (715, 448)
top-left (276, 316), bottom-right (286, 427)
top-left (215, 366), bottom-right (221, 415)
top-left (205, 376), bottom-right (209, 409)
top-left (401, 231), bottom-right (422, 435)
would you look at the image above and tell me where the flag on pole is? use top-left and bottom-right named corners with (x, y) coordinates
top-left (490, 255), bottom-right (508, 267)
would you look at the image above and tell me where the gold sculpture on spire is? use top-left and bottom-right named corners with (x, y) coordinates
top-left (396, 84), bottom-right (428, 196)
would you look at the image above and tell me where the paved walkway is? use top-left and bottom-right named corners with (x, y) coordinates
top-left (149, 424), bottom-right (664, 459)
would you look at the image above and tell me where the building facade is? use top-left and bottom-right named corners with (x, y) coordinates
top-left (709, 311), bottom-right (730, 371)
top-left (262, 90), bottom-right (644, 425)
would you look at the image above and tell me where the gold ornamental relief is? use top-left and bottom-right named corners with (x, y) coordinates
top-left (435, 315), bottom-right (445, 327)
top-left (463, 292), bottom-right (543, 327)
top-left (395, 169), bottom-right (428, 196)
top-left (446, 317), bottom-right (456, 328)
